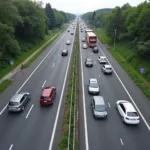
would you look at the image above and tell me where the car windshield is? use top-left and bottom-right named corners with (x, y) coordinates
top-left (9, 102), bottom-right (19, 106)
top-left (127, 112), bottom-right (138, 117)
top-left (95, 105), bottom-right (106, 112)
top-left (90, 82), bottom-right (99, 88)
top-left (43, 96), bottom-right (49, 100)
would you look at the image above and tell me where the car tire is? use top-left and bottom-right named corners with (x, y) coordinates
top-left (22, 106), bottom-right (25, 111)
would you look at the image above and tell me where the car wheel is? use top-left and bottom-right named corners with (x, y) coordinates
top-left (22, 106), bottom-right (25, 111)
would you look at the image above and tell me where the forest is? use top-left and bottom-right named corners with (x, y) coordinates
top-left (82, 2), bottom-right (150, 57)
top-left (0, 0), bottom-right (75, 70)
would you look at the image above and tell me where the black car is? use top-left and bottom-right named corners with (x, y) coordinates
top-left (93, 47), bottom-right (98, 53)
top-left (85, 58), bottom-right (93, 67)
top-left (62, 50), bottom-right (68, 56)
top-left (71, 32), bottom-right (74, 35)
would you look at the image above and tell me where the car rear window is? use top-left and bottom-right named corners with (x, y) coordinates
top-left (9, 102), bottom-right (19, 106)
top-left (106, 67), bottom-right (112, 70)
top-left (43, 96), bottom-right (50, 100)
top-left (127, 112), bottom-right (138, 117)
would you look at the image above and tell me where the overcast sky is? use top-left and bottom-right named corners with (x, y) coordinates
top-left (35, 0), bottom-right (145, 14)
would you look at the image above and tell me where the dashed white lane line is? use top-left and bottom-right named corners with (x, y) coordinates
top-left (0, 104), bottom-right (8, 115)
top-left (25, 104), bottom-right (34, 119)
top-left (52, 63), bottom-right (55, 68)
top-left (9, 144), bottom-right (13, 150)
top-left (108, 102), bottom-right (111, 107)
top-left (98, 44), bottom-right (150, 131)
top-left (120, 138), bottom-right (124, 145)
top-left (42, 80), bottom-right (46, 88)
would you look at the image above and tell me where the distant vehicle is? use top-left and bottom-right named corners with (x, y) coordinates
top-left (71, 32), bottom-right (74, 35)
top-left (93, 46), bottom-right (98, 53)
top-left (81, 30), bottom-right (83, 32)
top-left (82, 38), bottom-right (86, 42)
top-left (116, 100), bottom-right (140, 124)
top-left (86, 32), bottom-right (97, 47)
top-left (62, 49), bottom-right (68, 56)
top-left (83, 43), bottom-right (88, 49)
top-left (91, 96), bottom-right (107, 119)
top-left (7, 92), bottom-right (31, 112)
top-left (40, 86), bottom-right (56, 105)
top-left (66, 40), bottom-right (71, 45)
top-left (98, 56), bottom-right (107, 64)
top-left (67, 30), bottom-right (70, 32)
top-left (88, 78), bottom-right (100, 94)
top-left (102, 65), bottom-right (112, 74)
top-left (85, 58), bottom-right (93, 67)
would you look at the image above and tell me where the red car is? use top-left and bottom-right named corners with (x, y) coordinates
top-left (40, 86), bottom-right (56, 105)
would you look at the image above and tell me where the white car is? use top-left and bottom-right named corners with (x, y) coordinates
top-left (98, 56), bottom-right (107, 64)
top-left (102, 65), bottom-right (112, 74)
top-left (82, 38), bottom-right (86, 42)
top-left (66, 40), bottom-right (71, 45)
top-left (83, 43), bottom-right (88, 49)
top-left (116, 100), bottom-right (140, 125)
top-left (88, 79), bottom-right (100, 94)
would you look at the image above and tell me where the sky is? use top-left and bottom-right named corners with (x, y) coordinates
top-left (35, 0), bottom-right (146, 14)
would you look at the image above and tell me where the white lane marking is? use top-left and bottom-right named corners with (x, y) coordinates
top-left (99, 74), bottom-right (100, 78)
top-left (9, 144), bottom-right (13, 150)
top-left (0, 103), bottom-right (8, 115)
top-left (120, 138), bottom-right (124, 145)
top-left (108, 102), bottom-right (111, 107)
top-left (0, 32), bottom-right (66, 115)
top-left (25, 104), bottom-right (34, 119)
top-left (79, 29), bottom-right (89, 150)
top-left (98, 44), bottom-right (150, 131)
top-left (48, 25), bottom-right (76, 150)
top-left (52, 63), bottom-right (55, 68)
top-left (42, 80), bottom-right (46, 88)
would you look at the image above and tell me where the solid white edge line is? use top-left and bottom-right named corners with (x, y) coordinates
top-left (120, 138), bottom-right (124, 145)
top-left (25, 104), bottom-right (34, 119)
top-left (0, 32), bottom-right (66, 115)
top-left (42, 80), bottom-right (46, 88)
top-left (97, 44), bottom-right (150, 131)
top-left (52, 63), bottom-right (55, 68)
top-left (79, 25), bottom-right (89, 150)
top-left (9, 144), bottom-right (13, 150)
top-left (48, 23), bottom-right (76, 150)
top-left (108, 102), bottom-right (111, 108)
top-left (0, 103), bottom-right (8, 115)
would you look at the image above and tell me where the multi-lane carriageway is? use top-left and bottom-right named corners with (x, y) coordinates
top-left (0, 19), bottom-right (150, 150)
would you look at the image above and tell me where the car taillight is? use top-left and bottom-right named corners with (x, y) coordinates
top-left (126, 117), bottom-right (130, 120)
top-left (18, 105), bottom-right (21, 108)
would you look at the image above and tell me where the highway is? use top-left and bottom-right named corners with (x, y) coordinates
top-left (79, 21), bottom-right (150, 150)
top-left (0, 21), bottom-right (77, 150)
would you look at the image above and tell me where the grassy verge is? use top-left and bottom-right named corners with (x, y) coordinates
top-left (0, 79), bottom-right (13, 93)
top-left (0, 24), bottom-right (67, 79)
top-left (59, 24), bottom-right (79, 150)
top-left (88, 26), bottom-right (150, 99)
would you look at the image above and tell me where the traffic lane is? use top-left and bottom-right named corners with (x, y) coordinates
top-left (0, 30), bottom-right (73, 149)
top-left (97, 41), bottom-right (150, 125)
top-left (81, 46), bottom-right (150, 150)
top-left (0, 28), bottom-right (69, 114)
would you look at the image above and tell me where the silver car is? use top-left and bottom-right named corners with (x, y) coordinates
top-left (98, 56), bottom-right (107, 64)
top-left (102, 65), bottom-right (112, 74)
top-left (7, 92), bottom-right (31, 112)
top-left (66, 40), bottom-right (71, 45)
top-left (83, 43), bottom-right (88, 49)
top-left (91, 96), bottom-right (107, 119)
top-left (88, 79), bottom-right (100, 94)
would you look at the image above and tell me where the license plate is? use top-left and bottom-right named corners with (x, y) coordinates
top-left (44, 101), bottom-right (47, 102)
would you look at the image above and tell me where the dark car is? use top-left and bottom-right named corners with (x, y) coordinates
top-left (85, 58), bottom-right (93, 67)
top-left (62, 49), bottom-right (68, 56)
top-left (40, 86), bottom-right (56, 105)
top-left (71, 32), bottom-right (74, 35)
top-left (93, 46), bottom-right (98, 53)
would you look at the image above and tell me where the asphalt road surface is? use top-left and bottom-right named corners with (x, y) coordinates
top-left (0, 21), bottom-right (77, 150)
top-left (79, 21), bottom-right (150, 150)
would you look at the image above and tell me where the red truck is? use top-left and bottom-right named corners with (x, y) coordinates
top-left (86, 32), bottom-right (97, 47)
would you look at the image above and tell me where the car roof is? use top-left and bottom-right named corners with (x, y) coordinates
top-left (104, 65), bottom-right (111, 68)
top-left (63, 49), bottom-right (67, 51)
top-left (123, 102), bottom-right (136, 112)
top-left (10, 93), bottom-right (25, 102)
top-left (100, 56), bottom-right (106, 58)
top-left (42, 88), bottom-right (52, 97)
top-left (93, 96), bottom-right (105, 105)
top-left (90, 78), bottom-right (97, 83)
top-left (87, 58), bottom-right (92, 61)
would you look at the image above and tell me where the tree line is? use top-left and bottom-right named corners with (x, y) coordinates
top-left (0, 0), bottom-right (75, 70)
top-left (82, 2), bottom-right (150, 57)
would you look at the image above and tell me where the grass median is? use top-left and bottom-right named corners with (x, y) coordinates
top-left (88, 26), bottom-right (150, 99)
top-left (59, 23), bottom-right (79, 150)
